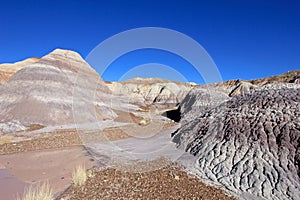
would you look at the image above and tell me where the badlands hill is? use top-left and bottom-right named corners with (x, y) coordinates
top-left (0, 49), bottom-right (115, 133)
top-left (173, 82), bottom-right (300, 199)
top-left (106, 70), bottom-right (300, 199)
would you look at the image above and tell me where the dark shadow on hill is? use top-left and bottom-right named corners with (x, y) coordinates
top-left (163, 106), bottom-right (181, 122)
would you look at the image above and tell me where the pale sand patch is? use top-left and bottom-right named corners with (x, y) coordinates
top-left (0, 146), bottom-right (95, 197)
top-left (0, 169), bottom-right (27, 200)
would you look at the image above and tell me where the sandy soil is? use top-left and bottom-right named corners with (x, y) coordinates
top-left (0, 146), bottom-right (95, 199)
top-left (0, 168), bottom-right (27, 200)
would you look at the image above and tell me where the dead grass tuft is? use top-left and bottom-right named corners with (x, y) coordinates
top-left (16, 183), bottom-right (53, 200)
top-left (72, 165), bottom-right (87, 187)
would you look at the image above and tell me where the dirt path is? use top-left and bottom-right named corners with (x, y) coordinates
top-left (86, 124), bottom-right (187, 170)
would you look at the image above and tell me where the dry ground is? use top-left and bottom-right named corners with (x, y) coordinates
top-left (0, 121), bottom-right (236, 200)
top-left (58, 162), bottom-right (236, 200)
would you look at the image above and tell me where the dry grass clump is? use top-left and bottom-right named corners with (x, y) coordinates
top-left (16, 183), bottom-right (53, 200)
top-left (72, 165), bottom-right (87, 187)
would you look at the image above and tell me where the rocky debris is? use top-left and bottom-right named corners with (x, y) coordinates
top-left (173, 83), bottom-right (300, 200)
top-left (0, 57), bottom-right (39, 84)
top-left (0, 129), bottom-right (81, 155)
top-left (0, 49), bottom-right (116, 130)
top-left (58, 163), bottom-right (236, 200)
top-left (106, 77), bottom-right (195, 108)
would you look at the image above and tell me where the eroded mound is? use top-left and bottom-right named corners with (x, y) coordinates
top-left (173, 83), bottom-right (300, 200)
top-left (0, 49), bottom-right (115, 132)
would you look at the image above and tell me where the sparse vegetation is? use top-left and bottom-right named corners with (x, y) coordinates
top-left (72, 165), bottom-right (87, 187)
top-left (16, 183), bottom-right (53, 200)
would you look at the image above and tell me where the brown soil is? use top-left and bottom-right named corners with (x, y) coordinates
top-left (58, 162), bottom-right (236, 200)
top-left (0, 129), bottom-right (81, 155)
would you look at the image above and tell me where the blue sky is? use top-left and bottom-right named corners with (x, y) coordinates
top-left (0, 0), bottom-right (299, 83)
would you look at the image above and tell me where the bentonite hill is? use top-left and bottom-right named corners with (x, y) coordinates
top-left (0, 49), bottom-right (116, 133)
top-left (173, 82), bottom-right (300, 200)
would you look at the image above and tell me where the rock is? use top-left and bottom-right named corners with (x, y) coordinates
top-left (0, 57), bottom-right (39, 84)
top-left (173, 83), bottom-right (300, 200)
top-left (0, 49), bottom-right (116, 131)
